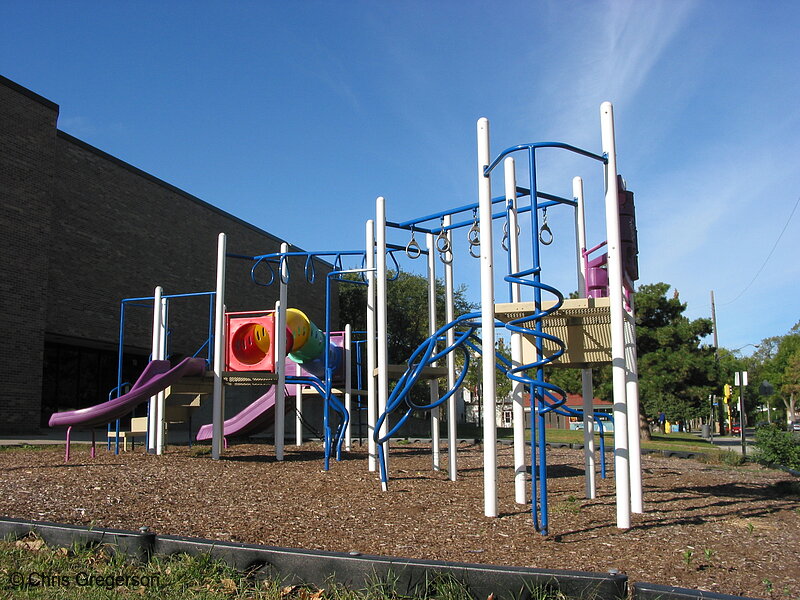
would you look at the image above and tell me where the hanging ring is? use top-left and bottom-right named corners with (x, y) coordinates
top-left (467, 223), bottom-right (480, 246)
top-left (539, 222), bottom-right (553, 245)
top-left (436, 229), bottom-right (451, 254)
top-left (406, 228), bottom-right (421, 259)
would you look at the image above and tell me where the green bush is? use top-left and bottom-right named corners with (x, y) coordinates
top-left (754, 425), bottom-right (800, 470)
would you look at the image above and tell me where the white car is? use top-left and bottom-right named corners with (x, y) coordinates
top-left (792, 420), bottom-right (800, 432)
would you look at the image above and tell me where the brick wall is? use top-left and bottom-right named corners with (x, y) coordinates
top-left (1, 75), bottom-right (338, 434)
top-left (48, 132), bottom-right (333, 355)
top-left (0, 77), bottom-right (59, 434)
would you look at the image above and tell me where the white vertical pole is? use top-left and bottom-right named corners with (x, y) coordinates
top-left (575, 176), bottom-right (596, 499)
top-left (443, 214), bottom-right (458, 481)
top-left (477, 117), bottom-right (498, 517)
top-left (427, 232), bottom-right (441, 471)
top-left (155, 295), bottom-right (168, 455)
top-left (275, 243), bottom-right (289, 461)
top-left (212, 233), bottom-right (227, 460)
top-left (344, 323), bottom-right (352, 452)
top-left (625, 296), bottom-right (643, 513)
top-left (148, 286), bottom-right (163, 454)
top-left (601, 101), bottom-right (631, 529)
top-left (376, 198), bottom-right (390, 485)
top-left (366, 219), bottom-right (377, 471)
top-left (295, 362), bottom-right (303, 445)
top-left (505, 157), bottom-right (526, 505)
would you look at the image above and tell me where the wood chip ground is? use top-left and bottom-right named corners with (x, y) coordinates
top-left (0, 442), bottom-right (798, 599)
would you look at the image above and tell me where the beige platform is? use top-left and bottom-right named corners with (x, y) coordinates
top-left (495, 297), bottom-right (613, 368)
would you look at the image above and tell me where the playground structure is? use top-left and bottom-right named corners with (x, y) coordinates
top-left (48, 102), bottom-right (642, 534)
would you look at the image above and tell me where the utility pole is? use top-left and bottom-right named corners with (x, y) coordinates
top-left (710, 291), bottom-right (719, 354)
top-left (711, 291), bottom-right (722, 435)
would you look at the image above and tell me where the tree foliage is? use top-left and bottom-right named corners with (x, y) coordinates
top-left (462, 336), bottom-right (513, 402)
top-left (748, 322), bottom-right (800, 425)
top-left (549, 282), bottom-right (718, 425)
top-left (338, 269), bottom-right (475, 363)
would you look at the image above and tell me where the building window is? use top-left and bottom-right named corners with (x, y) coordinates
top-left (41, 341), bottom-right (147, 427)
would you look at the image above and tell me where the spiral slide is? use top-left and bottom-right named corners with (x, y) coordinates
top-left (48, 357), bottom-right (207, 429)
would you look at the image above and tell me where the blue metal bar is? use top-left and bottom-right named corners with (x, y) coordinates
top-left (161, 291), bottom-right (215, 300)
top-left (112, 299), bottom-right (126, 454)
top-left (506, 199), bottom-right (514, 301)
top-left (404, 197), bottom-right (567, 237)
top-left (252, 249), bottom-right (366, 261)
top-left (528, 146), bottom-right (548, 535)
top-left (393, 193), bottom-right (509, 229)
top-left (386, 222), bottom-right (435, 235)
top-left (538, 192), bottom-right (577, 207)
top-left (484, 141), bottom-right (607, 177)
top-left (324, 273), bottom-right (333, 469)
top-left (207, 293), bottom-right (215, 367)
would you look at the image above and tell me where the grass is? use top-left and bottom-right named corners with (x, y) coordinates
top-left (0, 444), bottom-right (53, 452)
top-left (0, 534), bottom-right (567, 600)
top-left (522, 428), bottom-right (723, 454)
top-left (444, 423), bottom-right (743, 461)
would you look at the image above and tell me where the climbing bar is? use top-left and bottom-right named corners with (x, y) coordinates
top-left (484, 141), bottom-right (607, 177)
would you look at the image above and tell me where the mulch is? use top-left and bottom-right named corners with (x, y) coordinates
top-left (1, 441), bottom-right (798, 599)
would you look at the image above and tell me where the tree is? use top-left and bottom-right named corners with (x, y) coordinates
top-left (462, 336), bottom-right (514, 422)
top-left (782, 351), bottom-right (800, 422)
top-left (338, 269), bottom-right (475, 363)
top-left (549, 282), bottom-right (718, 438)
top-left (748, 322), bottom-right (800, 427)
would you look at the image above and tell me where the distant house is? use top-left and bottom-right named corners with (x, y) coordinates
top-left (463, 389), bottom-right (614, 431)
top-left (557, 394), bottom-right (614, 431)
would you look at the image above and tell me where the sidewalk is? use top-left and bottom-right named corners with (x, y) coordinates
top-left (705, 429), bottom-right (755, 455)
top-left (0, 429), bottom-right (96, 446)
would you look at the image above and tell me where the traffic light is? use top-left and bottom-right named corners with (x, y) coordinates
top-left (723, 384), bottom-right (732, 401)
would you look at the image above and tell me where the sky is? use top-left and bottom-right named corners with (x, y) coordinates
top-left (2, 0), bottom-right (798, 354)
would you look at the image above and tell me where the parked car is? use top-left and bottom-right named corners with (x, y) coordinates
top-left (791, 420), bottom-right (800, 432)
top-left (731, 423), bottom-right (742, 435)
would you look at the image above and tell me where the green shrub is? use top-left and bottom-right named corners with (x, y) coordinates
top-left (696, 450), bottom-right (745, 466)
top-left (754, 425), bottom-right (800, 470)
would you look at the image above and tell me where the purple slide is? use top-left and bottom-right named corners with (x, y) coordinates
top-left (48, 357), bottom-right (207, 429)
top-left (195, 340), bottom-right (346, 442)
top-left (195, 385), bottom-right (293, 441)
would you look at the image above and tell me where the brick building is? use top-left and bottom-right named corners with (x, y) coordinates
top-left (0, 75), bottom-right (337, 435)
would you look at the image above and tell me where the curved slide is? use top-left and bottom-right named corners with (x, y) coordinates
top-left (195, 385), bottom-right (294, 441)
top-left (48, 357), bottom-right (207, 429)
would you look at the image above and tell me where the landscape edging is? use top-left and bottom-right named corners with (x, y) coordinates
top-left (0, 517), bottom-right (758, 600)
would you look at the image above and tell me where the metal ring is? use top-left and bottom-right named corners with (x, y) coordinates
top-left (467, 224), bottom-right (480, 246)
top-left (436, 231), bottom-right (451, 254)
top-left (539, 223), bottom-right (553, 246)
top-left (405, 237), bottom-right (422, 259)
